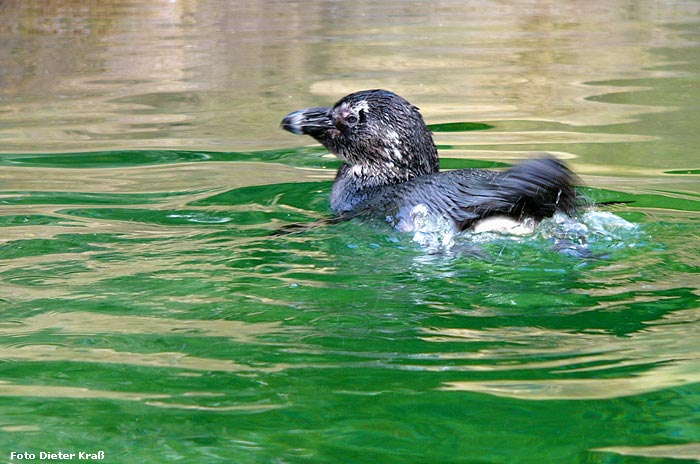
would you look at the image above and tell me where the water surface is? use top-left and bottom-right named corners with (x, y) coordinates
top-left (1, 1), bottom-right (699, 463)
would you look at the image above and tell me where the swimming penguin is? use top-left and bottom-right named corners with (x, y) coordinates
top-left (281, 89), bottom-right (577, 232)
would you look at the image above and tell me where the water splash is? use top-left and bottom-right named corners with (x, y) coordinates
top-left (407, 205), bottom-right (637, 256)
top-left (538, 209), bottom-right (638, 257)
top-left (407, 204), bottom-right (457, 253)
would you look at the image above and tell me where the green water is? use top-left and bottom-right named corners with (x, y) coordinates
top-left (1, 151), bottom-right (698, 464)
top-left (1, 1), bottom-right (700, 463)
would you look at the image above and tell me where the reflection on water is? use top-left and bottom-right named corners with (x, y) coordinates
top-left (1, 0), bottom-right (699, 462)
top-left (0, 311), bottom-right (282, 342)
top-left (593, 443), bottom-right (700, 461)
top-left (0, 380), bottom-right (169, 402)
top-left (439, 308), bottom-right (700, 399)
top-left (0, 0), bottom-right (697, 157)
top-left (0, 380), bottom-right (285, 413)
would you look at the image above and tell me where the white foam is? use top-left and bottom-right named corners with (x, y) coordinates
top-left (581, 209), bottom-right (636, 239)
top-left (406, 207), bottom-right (636, 255)
top-left (408, 204), bottom-right (457, 253)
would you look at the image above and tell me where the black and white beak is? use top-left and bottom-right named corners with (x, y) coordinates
top-left (281, 107), bottom-right (334, 137)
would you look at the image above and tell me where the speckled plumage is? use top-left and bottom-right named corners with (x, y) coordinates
top-left (281, 89), bottom-right (577, 231)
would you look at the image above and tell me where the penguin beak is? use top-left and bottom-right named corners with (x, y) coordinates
top-left (281, 107), bottom-right (334, 136)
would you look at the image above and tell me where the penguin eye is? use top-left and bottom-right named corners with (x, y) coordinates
top-left (345, 114), bottom-right (359, 125)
